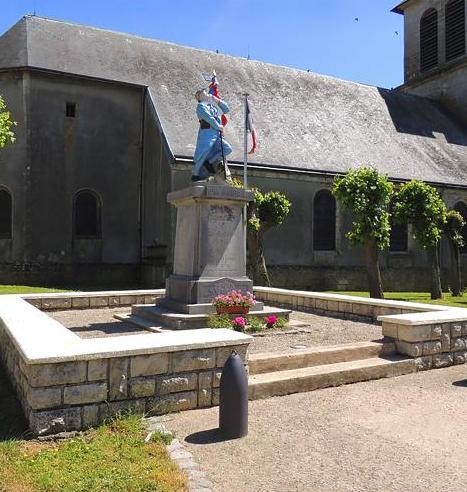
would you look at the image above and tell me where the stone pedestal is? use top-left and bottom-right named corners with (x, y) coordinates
top-left (159, 184), bottom-right (257, 314)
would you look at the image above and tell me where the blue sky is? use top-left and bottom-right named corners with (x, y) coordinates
top-left (2, 0), bottom-right (404, 88)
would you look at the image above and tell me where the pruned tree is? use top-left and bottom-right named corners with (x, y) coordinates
top-left (444, 209), bottom-right (465, 296)
top-left (332, 167), bottom-right (393, 299)
top-left (393, 180), bottom-right (447, 300)
top-left (247, 188), bottom-right (291, 286)
top-left (0, 96), bottom-right (16, 149)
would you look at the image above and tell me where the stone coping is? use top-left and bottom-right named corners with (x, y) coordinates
top-left (253, 287), bottom-right (449, 312)
top-left (0, 296), bottom-right (251, 365)
top-left (378, 309), bottom-right (467, 326)
top-left (167, 184), bottom-right (254, 204)
top-left (19, 289), bottom-right (165, 299)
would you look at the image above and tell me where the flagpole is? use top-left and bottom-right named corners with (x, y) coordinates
top-left (243, 93), bottom-right (249, 189)
top-left (243, 93), bottom-right (249, 275)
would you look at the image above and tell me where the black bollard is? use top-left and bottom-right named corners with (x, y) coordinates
top-left (219, 351), bottom-right (248, 439)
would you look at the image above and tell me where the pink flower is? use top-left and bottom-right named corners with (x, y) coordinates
top-left (264, 315), bottom-right (278, 328)
top-left (232, 316), bottom-right (246, 331)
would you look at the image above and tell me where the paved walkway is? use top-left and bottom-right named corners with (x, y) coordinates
top-left (167, 365), bottom-right (467, 492)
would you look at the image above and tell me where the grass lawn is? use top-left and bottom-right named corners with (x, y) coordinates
top-left (329, 291), bottom-right (467, 308)
top-left (0, 371), bottom-right (187, 492)
top-left (0, 285), bottom-right (71, 295)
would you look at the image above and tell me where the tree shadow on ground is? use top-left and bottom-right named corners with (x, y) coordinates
top-left (0, 367), bottom-right (31, 441)
top-left (69, 322), bottom-right (146, 338)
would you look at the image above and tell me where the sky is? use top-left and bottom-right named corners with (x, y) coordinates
top-left (1, 0), bottom-right (404, 89)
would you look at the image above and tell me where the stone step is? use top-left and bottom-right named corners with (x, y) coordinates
top-left (249, 341), bottom-right (395, 375)
top-left (114, 313), bottom-right (170, 333)
top-left (248, 356), bottom-right (415, 400)
top-left (131, 304), bottom-right (292, 330)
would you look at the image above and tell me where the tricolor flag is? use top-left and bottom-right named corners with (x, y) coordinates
top-left (245, 97), bottom-right (257, 154)
top-left (208, 71), bottom-right (228, 127)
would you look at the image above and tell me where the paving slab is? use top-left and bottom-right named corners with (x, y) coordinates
top-left (166, 365), bottom-right (467, 492)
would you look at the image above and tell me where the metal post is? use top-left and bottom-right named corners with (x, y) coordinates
top-left (242, 94), bottom-right (249, 270)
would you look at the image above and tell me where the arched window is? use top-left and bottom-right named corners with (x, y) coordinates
top-left (446, 0), bottom-right (466, 61)
top-left (454, 201), bottom-right (467, 253)
top-left (420, 9), bottom-right (439, 72)
top-left (389, 208), bottom-right (408, 252)
top-left (313, 189), bottom-right (336, 251)
top-left (73, 190), bottom-right (101, 239)
top-left (0, 189), bottom-right (12, 238)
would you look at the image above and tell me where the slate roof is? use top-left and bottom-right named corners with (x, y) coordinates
top-left (1, 16), bottom-right (467, 186)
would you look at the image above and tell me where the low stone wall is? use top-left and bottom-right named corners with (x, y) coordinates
top-left (22, 289), bottom-right (166, 311)
top-left (379, 312), bottom-right (467, 370)
top-left (254, 286), bottom-right (467, 371)
top-left (253, 287), bottom-right (446, 321)
top-left (0, 295), bottom-right (251, 435)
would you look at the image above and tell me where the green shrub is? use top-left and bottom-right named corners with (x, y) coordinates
top-left (207, 314), bottom-right (232, 329)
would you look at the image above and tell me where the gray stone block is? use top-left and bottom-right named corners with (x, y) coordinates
top-left (451, 323), bottom-right (463, 338)
top-left (422, 341), bottom-right (442, 356)
top-left (146, 391), bottom-right (198, 415)
top-left (414, 356), bottom-right (433, 371)
top-left (27, 386), bottom-right (62, 410)
top-left (433, 354), bottom-right (454, 368)
top-left (89, 296), bottom-right (109, 308)
top-left (30, 407), bottom-right (82, 436)
top-left (158, 373), bottom-right (198, 395)
top-left (198, 388), bottom-right (212, 408)
top-left (109, 358), bottom-right (128, 401)
top-left (129, 377), bottom-right (156, 398)
top-left (451, 337), bottom-right (466, 352)
top-left (395, 340), bottom-right (422, 357)
top-left (198, 371), bottom-right (212, 390)
top-left (130, 353), bottom-right (169, 377)
top-left (172, 349), bottom-right (215, 372)
top-left (26, 361), bottom-right (87, 387)
top-left (88, 359), bottom-right (108, 381)
top-left (64, 383), bottom-right (108, 405)
top-left (71, 297), bottom-right (90, 309)
top-left (453, 353), bottom-right (466, 365)
top-left (82, 405), bottom-right (99, 428)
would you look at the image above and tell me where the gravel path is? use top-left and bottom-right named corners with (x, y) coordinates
top-left (166, 365), bottom-right (467, 492)
top-left (47, 308), bottom-right (382, 349)
top-left (48, 307), bottom-right (147, 338)
top-left (249, 311), bottom-right (382, 354)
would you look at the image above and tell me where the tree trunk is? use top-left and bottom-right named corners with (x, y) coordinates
top-left (428, 245), bottom-right (442, 300)
top-left (246, 226), bottom-right (271, 287)
top-left (448, 240), bottom-right (463, 296)
top-left (363, 238), bottom-right (384, 299)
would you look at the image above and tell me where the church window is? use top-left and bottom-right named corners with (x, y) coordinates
top-left (389, 200), bottom-right (408, 252)
top-left (313, 189), bottom-right (336, 251)
top-left (446, 0), bottom-right (466, 61)
top-left (66, 102), bottom-right (77, 118)
top-left (74, 190), bottom-right (101, 238)
top-left (420, 9), bottom-right (439, 72)
top-left (0, 189), bottom-right (12, 238)
top-left (454, 201), bottom-right (467, 253)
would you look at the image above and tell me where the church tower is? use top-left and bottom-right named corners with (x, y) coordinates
top-left (393, 0), bottom-right (467, 126)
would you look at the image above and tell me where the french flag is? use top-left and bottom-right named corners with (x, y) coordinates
top-left (208, 72), bottom-right (228, 127)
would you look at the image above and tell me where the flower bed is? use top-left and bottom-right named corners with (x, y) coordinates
top-left (213, 290), bottom-right (256, 315)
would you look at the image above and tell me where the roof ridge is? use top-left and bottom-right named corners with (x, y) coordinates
top-left (21, 14), bottom-right (390, 92)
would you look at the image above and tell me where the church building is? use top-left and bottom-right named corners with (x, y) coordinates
top-left (0, 0), bottom-right (465, 290)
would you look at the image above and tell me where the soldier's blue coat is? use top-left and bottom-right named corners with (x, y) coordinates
top-left (193, 99), bottom-right (232, 177)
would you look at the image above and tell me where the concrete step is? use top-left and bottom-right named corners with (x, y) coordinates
top-left (131, 304), bottom-right (292, 330)
top-left (248, 355), bottom-right (415, 400)
top-left (114, 313), bottom-right (170, 333)
top-left (249, 341), bottom-right (395, 375)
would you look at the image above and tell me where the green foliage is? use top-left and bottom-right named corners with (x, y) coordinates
top-left (0, 414), bottom-right (186, 491)
top-left (444, 209), bottom-right (465, 248)
top-left (247, 316), bottom-right (265, 332)
top-left (254, 190), bottom-right (292, 228)
top-left (393, 180), bottom-right (447, 248)
top-left (275, 316), bottom-right (288, 330)
top-left (0, 96), bottom-right (16, 149)
top-left (332, 167), bottom-right (393, 249)
top-left (207, 314), bottom-right (232, 329)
